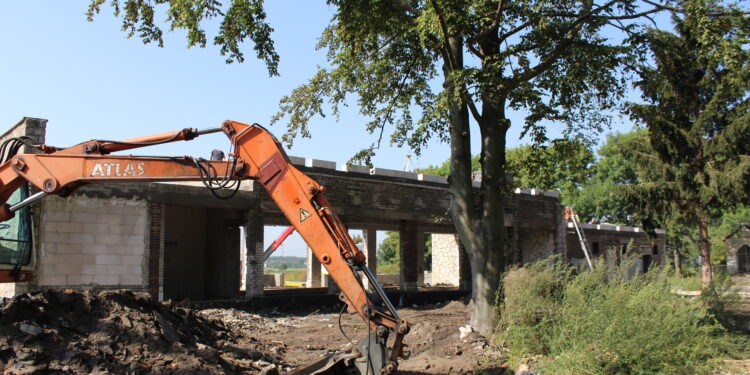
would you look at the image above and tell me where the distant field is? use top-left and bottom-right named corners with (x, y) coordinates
top-left (267, 263), bottom-right (401, 287)
top-left (266, 268), bottom-right (306, 283)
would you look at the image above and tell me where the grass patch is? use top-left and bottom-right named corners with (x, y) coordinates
top-left (495, 258), bottom-right (746, 374)
top-left (668, 275), bottom-right (703, 291)
top-left (378, 262), bottom-right (399, 274)
top-left (266, 268), bottom-right (306, 283)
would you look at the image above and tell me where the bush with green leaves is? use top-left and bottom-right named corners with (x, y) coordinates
top-left (495, 259), bottom-right (744, 374)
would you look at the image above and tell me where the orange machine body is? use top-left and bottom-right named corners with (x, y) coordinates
top-left (0, 120), bottom-right (407, 374)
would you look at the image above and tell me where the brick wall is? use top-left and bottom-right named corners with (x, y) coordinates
top-left (244, 205), bottom-right (264, 297)
top-left (147, 203), bottom-right (164, 299)
top-left (37, 196), bottom-right (148, 289)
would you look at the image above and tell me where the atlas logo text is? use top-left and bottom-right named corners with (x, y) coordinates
top-left (91, 163), bottom-right (145, 177)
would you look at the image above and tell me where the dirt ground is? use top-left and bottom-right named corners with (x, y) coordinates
top-left (0, 289), bottom-right (503, 375)
top-left (2, 278), bottom-right (748, 375)
top-left (201, 301), bottom-right (506, 375)
top-left (0, 289), bottom-right (286, 374)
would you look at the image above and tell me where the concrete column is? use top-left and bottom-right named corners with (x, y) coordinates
top-left (364, 229), bottom-right (378, 274)
top-left (244, 205), bottom-right (264, 297)
top-left (363, 229), bottom-right (377, 290)
top-left (305, 246), bottom-right (322, 287)
top-left (416, 230), bottom-right (425, 285)
top-left (399, 220), bottom-right (418, 292)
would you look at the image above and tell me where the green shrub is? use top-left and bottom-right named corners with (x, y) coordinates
top-left (496, 258), bottom-right (744, 375)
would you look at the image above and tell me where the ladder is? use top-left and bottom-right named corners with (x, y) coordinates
top-left (566, 207), bottom-right (594, 270)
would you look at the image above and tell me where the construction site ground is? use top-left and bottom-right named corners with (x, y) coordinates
top-left (204, 300), bottom-right (505, 375)
top-left (0, 289), bottom-right (503, 375)
top-left (2, 276), bottom-right (748, 374)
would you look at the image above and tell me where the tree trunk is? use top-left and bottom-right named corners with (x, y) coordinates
top-left (440, 34), bottom-right (505, 335)
top-left (442, 36), bottom-right (475, 250)
top-left (698, 215), bottom-right (713, 290)
top-left (673, 247), bottom-right (682, 277)
top-left (469, 99), bottom-right (508, 335)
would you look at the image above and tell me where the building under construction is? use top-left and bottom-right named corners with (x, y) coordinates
top-left (0, 117), bottom-right (666, 302)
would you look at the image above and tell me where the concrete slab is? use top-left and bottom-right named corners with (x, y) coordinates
top-left (340, 164), bottom-right (370, 174)
top-left (305, 158), bottom-right (336, 169)
top-left (418, 174), bottom-right (448, 184)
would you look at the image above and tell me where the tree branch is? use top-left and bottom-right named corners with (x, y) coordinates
top-left (511, 0), bottom-right (620, 84)
top-left (429, 0), bottom-right (457, 70)
top-left (372, 55), bottom-right (420, 150)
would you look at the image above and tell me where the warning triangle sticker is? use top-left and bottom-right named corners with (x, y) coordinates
top-left (299, 208), bottom-right (311, 223)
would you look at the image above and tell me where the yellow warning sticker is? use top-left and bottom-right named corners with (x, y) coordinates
top-left (300, 208), bottom-right (311, 223)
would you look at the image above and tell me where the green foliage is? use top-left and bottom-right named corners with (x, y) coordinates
top-left (622, 0), bottom-right (750, 230)
top-left (570, 131), bottom-right (642, 225)
top-left (376, 231), bottom-right (432, 271)
top-left (506, 139), bottom-right (595, 205)
top-left (417, 138), bottom-right (595, 205)
top-left (496, 260), bottom-right (744, 374)
top-left (86, 0), bottom-right (279, 72)
top-left (265, 256), bottom-right (305, 269)
top-left (377, 262), bottom-right (400, 275)
top-left (377, 231), bottom-right (400, 265)
top-left (270, 0), bottom-right (655, 164)
top-left (417, 157), bottom-right (480, 177)
top-left (619, 1), bottom-right (750, 287)
top-left (266, 268), bottom-right (306, 283)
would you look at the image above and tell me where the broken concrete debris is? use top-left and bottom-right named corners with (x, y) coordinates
top-left (0, 289), bottom-right (287, 374)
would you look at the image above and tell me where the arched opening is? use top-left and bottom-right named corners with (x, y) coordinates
top-left (739, 245), bottom-right (750, 274)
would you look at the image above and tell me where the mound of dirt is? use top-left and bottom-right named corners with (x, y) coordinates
top-left (0, 289), bottom-right (286, 374)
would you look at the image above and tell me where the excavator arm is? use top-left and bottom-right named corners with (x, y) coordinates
top-left (0, 120), bottom-right (409, 374)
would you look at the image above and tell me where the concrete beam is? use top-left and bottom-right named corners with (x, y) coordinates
top-left (305, 158), bottom-right (336, 169)
top-left (370, 168), bottom-right (418, 180)
top-left (340, 164), bottom-right (370, 174)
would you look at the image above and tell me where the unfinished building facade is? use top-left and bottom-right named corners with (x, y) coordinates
top-left (0, 118), bottom-right (666, 301)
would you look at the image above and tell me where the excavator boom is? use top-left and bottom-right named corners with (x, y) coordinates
top-left (0, 120), bottom-right (409, 374)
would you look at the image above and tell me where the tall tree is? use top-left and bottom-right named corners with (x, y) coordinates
top-left (272, 0), bottom-right (666, 334)
top-left (622, 0), bottom-right (750, 290)
top-left (572, 131), bottom-right (641, 225)
top-left (88, 0), bottom-right (668, 333)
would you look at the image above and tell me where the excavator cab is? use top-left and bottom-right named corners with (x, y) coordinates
top-left (0, 185), bottom-right (35, 282)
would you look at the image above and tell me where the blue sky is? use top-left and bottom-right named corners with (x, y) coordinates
top-left (0, 1), bottom-right (641, 169)
top-left (0, 1), bottom-right (662, 258)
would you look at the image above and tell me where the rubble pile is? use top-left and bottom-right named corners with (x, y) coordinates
top-left (0, 289), bottom-right (285, 374)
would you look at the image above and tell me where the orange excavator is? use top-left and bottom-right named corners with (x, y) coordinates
top-left (0, 120), bottom-right (409, 374)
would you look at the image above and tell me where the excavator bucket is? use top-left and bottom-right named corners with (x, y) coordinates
top-left (287, 334), bottom-right (387, 375)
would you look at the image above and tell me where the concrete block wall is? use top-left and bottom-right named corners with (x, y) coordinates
top-left (37, 196), bottom-right (147, 289)
top-left (566, 224), bottom-right (667, 271)
top-left (0, 117), bottom-right (46, 151)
